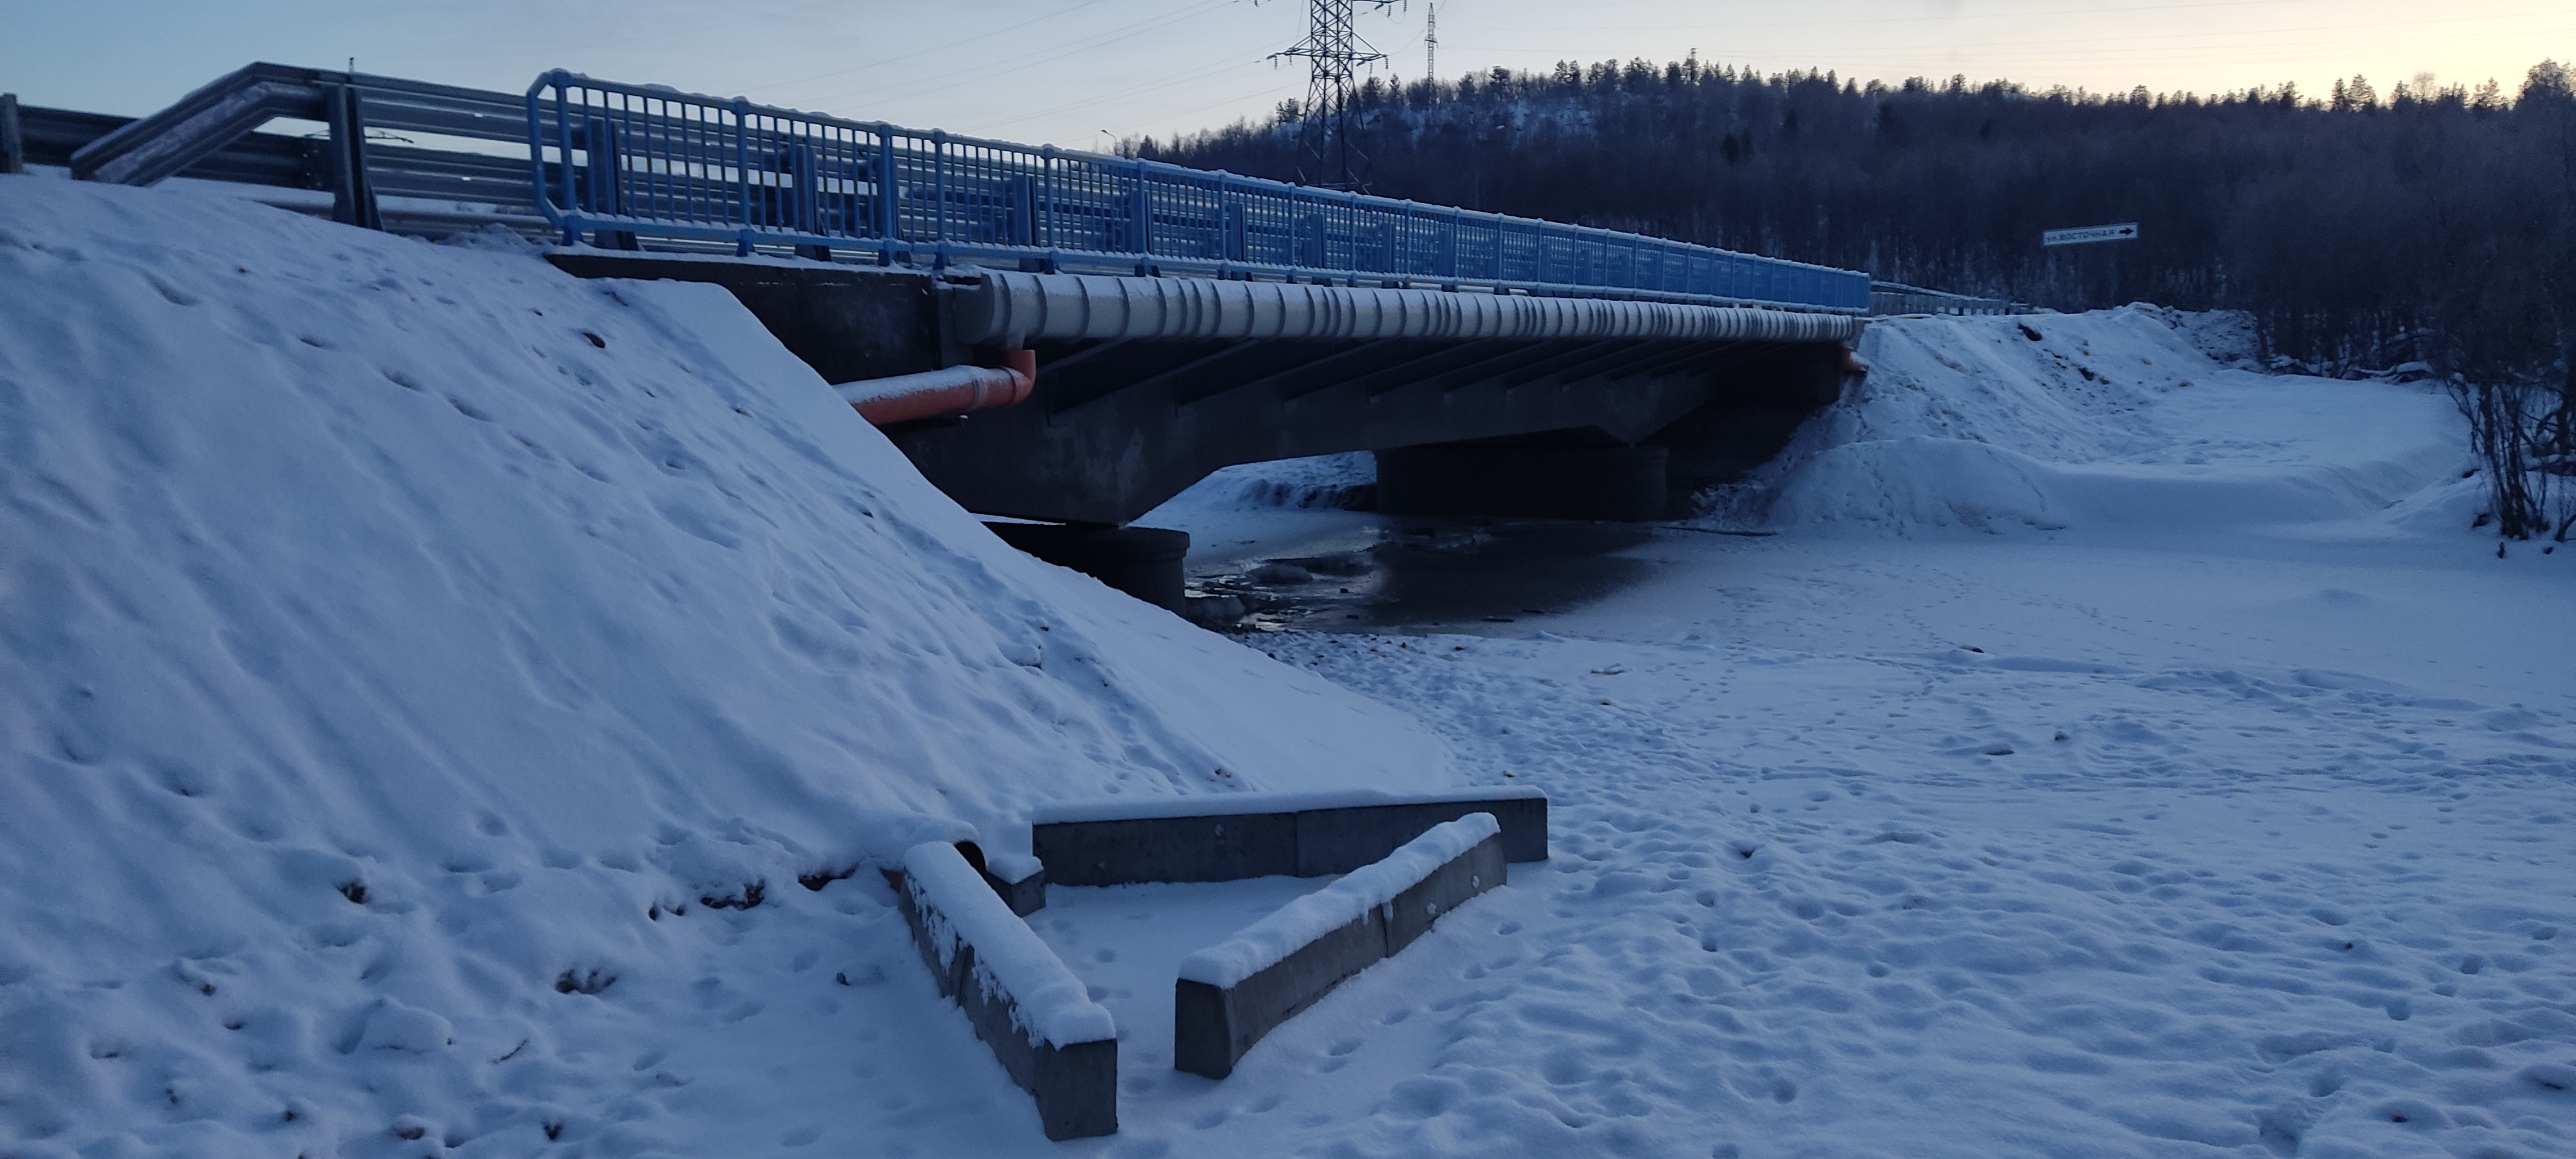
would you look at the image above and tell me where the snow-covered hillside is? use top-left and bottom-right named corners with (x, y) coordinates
top-left (0, 179), bottom-right (1450, 1156)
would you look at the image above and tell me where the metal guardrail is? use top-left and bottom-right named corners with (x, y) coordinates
top-left (526, 71), bottom-right (1871, 314)
top-left (1870, 281), bottom-right (2027, 316)
top-left (13, 62), bottom-right (1908, 316)
top-left (26, 63), bottom-right (549, 235)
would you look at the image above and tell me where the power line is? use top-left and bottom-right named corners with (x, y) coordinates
top-left (958, 44), bottom-right (1289, 136)
top-left (731, 0), bottom-right (1123, 96)
top-left (791, 0), bottom-right (1238, 113)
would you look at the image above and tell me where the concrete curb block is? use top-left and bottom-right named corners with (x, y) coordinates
top-left (1173, 823), bottom-right (1509, 1079)
top-left (1033, 788), bottom-right (1546, 885)
top-left (889, 847), bottom-right (1117, 1140)
top-left (981, 855), bottom-right (1047, 917)
top-left (955, 842), bottom-right (1048, 916)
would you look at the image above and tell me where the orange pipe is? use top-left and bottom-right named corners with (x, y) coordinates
top-left (839, 348), bottom-right (1037, 426)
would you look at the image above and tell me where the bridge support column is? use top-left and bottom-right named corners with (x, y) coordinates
top-left (985, 523), bottom-right (1190, 612)
top-left (1374, 440), bottom-right (1670, 522)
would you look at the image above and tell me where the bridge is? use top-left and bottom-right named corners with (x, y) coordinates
top-left (7, 64), bottom-right (2021, 602)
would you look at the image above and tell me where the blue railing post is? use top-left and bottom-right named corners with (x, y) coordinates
top-left (527, 72), bottom-right (582, 246)
top-left (873, 127), bottom-right (897, 263)
top-left (728, 99), bottom-right (752, 256)
top-left (1037, 144), bottom-right (1056, 253)
top-left (930, 129), bottom-right (948, 267)
top-left (1128, 158), bottom-right (1151, 271)
top-left (791, 142), bottom-right (817, 236)
top-left (580, 116), bottom-right (614, 218)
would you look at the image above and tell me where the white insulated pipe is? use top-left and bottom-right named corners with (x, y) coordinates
top-left (947, 270), bottom-right (1869, 350)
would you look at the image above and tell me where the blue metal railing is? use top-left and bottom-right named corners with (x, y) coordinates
top-left (525, 71), bottom-right (1871, 314)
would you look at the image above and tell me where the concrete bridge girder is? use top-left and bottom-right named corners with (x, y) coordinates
top-left (541, 254), bottom-right (1860, 526)
top-left (899, 334), bottom-right (1841, 525)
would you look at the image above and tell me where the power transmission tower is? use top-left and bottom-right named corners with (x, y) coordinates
top-left (1274, 0), bottom-right (1402, 189)
top-left (1424, 1), bottom-right (1437, 86)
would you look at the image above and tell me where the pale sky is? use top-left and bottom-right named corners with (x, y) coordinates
top-left (4, 0), bottom-right (2570, 149)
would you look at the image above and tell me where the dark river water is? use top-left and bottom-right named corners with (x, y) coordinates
top-left (1176, 514), bottom-right (1690, 634)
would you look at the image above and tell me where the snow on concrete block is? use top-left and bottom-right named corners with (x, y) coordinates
top-left (981, 851), bottom-right (1047, 917)
top-left (1032, 787), bottom-right (1544, 885)
top-left (893, 842), bottom-right (1116, 1140)
top-left (951, 840), bottom-right (1049, 916)
top-left (1173, 814), bottom-right (1506, 1079)
top-left (1294, 793), bottom-right (1545, 875)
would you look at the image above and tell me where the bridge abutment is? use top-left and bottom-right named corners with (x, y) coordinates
top-left (983, 523), bottom-right (1190, 612)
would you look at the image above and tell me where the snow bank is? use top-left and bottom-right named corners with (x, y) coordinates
top-left (0, 178), bottom-right (1450, 1153)
top-left (1725, 305), bottom-right (2469, 536)
top-left (1179, 813), bottom-right (1500, 988)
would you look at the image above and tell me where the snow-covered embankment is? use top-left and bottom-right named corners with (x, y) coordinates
top-left (1725, 305), bottom-right (2476, 537)
top-left (0, 178), bottom-right (1450, 1154)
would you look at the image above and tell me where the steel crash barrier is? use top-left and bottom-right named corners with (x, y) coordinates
top-left (1870, 280), bottom-right (2028, 316)
top-left (45, 62), bottom-right (547, 234)
top-left (524, 71), bottom-right (1871, 314)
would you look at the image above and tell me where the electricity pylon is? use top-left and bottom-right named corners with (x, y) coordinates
top-left (1424, 1), bottom-right (1437, 86)
top-left (1274, 0), bottom-right (1402, 189)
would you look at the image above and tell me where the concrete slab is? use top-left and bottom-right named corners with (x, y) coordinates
top-left (889, 852), bottom-right (1118, 1140)
top-left (1172, 829), bottom-right (1508, 1080)
top-left (1034, 790), bottom-right (1544, 885)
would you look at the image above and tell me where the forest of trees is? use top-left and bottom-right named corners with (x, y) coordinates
top-left (1147, 57), bottom-right (2576, 536)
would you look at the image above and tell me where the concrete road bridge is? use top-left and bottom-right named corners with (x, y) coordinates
top-left (9, 64), bottom-right (2022, 600)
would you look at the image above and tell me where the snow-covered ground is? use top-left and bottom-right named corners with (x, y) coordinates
top-left (1131, 308), bottom-right (2573, 1158)
top-left (2, 169), bottom-right (2568, 1159)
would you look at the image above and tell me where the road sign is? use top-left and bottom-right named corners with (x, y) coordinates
top-left (2043, 222), bottom-right (2140, 247)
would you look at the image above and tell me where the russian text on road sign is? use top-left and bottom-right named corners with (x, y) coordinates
top-left (2043, 223), bottom-right (2140, 247)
